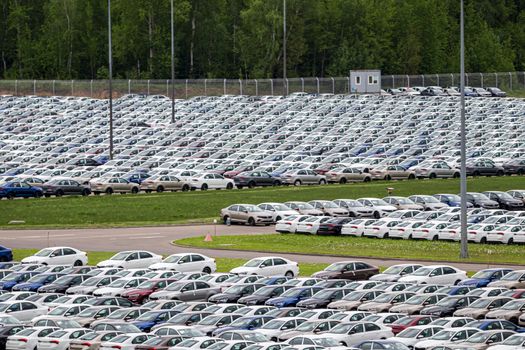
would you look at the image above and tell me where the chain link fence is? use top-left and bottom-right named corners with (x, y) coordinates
top-left (0, 72), bottom-right (524, 99)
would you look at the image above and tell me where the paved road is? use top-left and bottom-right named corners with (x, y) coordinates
top-left (0, 225), bottom-right (521, 271)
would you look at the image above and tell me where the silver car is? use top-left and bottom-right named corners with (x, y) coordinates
top-left (280, 170), bottom-right (327, 186)
top-left (149, 281), bottom-right (221, 302)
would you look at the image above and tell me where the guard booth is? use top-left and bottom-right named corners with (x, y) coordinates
top-left (350, 70), bottom-right (381, 94)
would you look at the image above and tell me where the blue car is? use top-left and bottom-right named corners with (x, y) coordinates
top-left (256, 276), bottom-right (291, 286)
top-left (458, 268), bottom-right (513, 288)
top-left (467, 319), bottom-right (525, 333)
top-left (438, 286), bottom-right (476, 296)
top-left (0, 271), bottom-right (41, 291)
top-left (0, 181), bottom-right (43, 199)
top-left (12, 273), bottom-right (65, 292)
top-left (265, 287), bottom-right (323, 307)
top-left (434, 194), bottom-right (474, 208)
top-left (0, 246), bottom-right (13, 262)
top-left (212, 316), bottom-right (274, 336)
top-left (124, 172), bottom-right (151, 184)
top-left (132, 310), bottom-right (178, 332)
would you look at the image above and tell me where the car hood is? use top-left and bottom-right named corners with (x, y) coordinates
top-left (21, 256), bottom-right (47, 264)
top-left (311, 271), bottom-right (340, 279)
top-left (369, 274), bottom-right (399, 282)
top-left (149, 290), bottom-right (172, 299)
top-left (230, 267), bottom-right (257, 274)
top-left (148, 263), bottom-right (178, 271)
top-left (13, 282), bottom-right (42, 289)
top-left (96, 260), bottom-right (121, 268)
top-left (460, 278), bottom-right (487, 286)
top-left (266, 296), bottom-right (296, 305)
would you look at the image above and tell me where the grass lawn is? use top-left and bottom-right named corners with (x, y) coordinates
top-left (175, 234), bottom-right (525, 265)
top-left (11, 249), bottom-right (327, 277)
top-left (1, 177), bottom-right (523, 229)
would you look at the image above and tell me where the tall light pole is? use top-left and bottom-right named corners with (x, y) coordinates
top-left (459, 0), bottom-right (469, 259)
top-left (170, 0), bottom-right (175, 124)
top-left (283, 0), bottom-right (287, 96)
top-left (108, 0), bottom-right (114, 160)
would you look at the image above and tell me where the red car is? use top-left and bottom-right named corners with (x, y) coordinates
top-left (388, 315), bottom-right (437, 335)
top-left (121, 278), bottom-right (179, 304)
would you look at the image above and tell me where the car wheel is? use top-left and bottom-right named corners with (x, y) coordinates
top-left (432, 235), bottom-right (438, 241)
top-left (248, 217), bottom-right (256, 226)
top-left (285, 271), bottom-right (294, 278)
top-left (273, 180), bottom-right (281, 186)
top-left (364, 176), bottom-right (371, 182)
top-left (473, 171), bottom-right (481, 177)
top-left (35, 192), bottom-right (43, 198)
top-left (56, 190), bottom-right (64, 197)
top-left (106, 188), bottom-right (113, 195)
top-left (248, 181), bottom-right (256, 189)
top-left (453, 172), bottom-right (460, 178)
top-left (429, 173), bottom-right (437, 179)
top-left (275, 216), bottom-right (282, 222)
top-left (454, 280), bottom-right (461, 285)
top-left (408, 174), bottom-right (415, 180)
top-left (294, 180), bottom-right (301, 186)
top-left (517, 169), bottom-right (524, 176)
top-left (93, 192), bottom-right (100, 196)
top-left (203, 267), bottom-right (212, 274)
top-left (131, 187), bottom-right (139, 194)
top-left (74, 260), bottom-right (83, 266)
top-left (384, 175), bottom-right (391, 181)
top-left (319, 179), bottom-right (326, 185)
top-left (408, 234), bottom-right (413, 240)
top-left (226, 183), bottom-right (233, 190)
top-left (339, 177), bottom-right (347, 184)
top-left (373, 211), bottom-right (381, 219)
top-left (480, 237), bottom-right (487, 244)
top-left (496, 170), bottom-right (504, 177)
top-left (383, 233), bottom-right (389, 239)
top-left (201, 183), bottom-right (208, 191)
top-left (81, 189), bottom-right (90, 196)
top-left (156, 186), bottom-right (164, 193)
top-left (223, 216), bottom-right (229, 224)
top-left (44, 194), bottom-right (51, 198)
top-left (182, 184), bottom-right (190, 192)
top-left (6, 193), bottom-right (14, 200)
top-left (508, 238), bottom-right (514, 245)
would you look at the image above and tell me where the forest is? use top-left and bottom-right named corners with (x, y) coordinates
top-left (0, 0), bottom-right (524, 80)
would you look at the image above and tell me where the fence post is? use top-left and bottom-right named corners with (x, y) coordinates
top-left (14, 80), bottom-right (17, 96)
top-left (147, 80), bottom-right (150, 95)
top-left (185, 79), bottom-right (188, 99)
top-left (286, 78), bottom-right (289, 95)
top-left (33, 80), bottom-right (36, 95)
top-left (406, 75), bottom-right (410, 87)
top-left (90, 80), bottom-right (93, 97)
top-left (392, 75), bottom-right (395, 88)
top-left (53, 80), bottom-right (56, 95)
top-left (166, 80), bottom-right (169, 96)
top-left (480, 73), bottom-right (483, 88)
top-left (270, 79), bottom-right (274, 96)
top-left (509, 72), bottom-right (512, 90)
top-left (254, 79), bottom-right (258, 96)
top-left (331, 77), bottom-right (335, 94)
top-left (222, 79), bottom-right (225, 95)
top-left (239, 79), bottom-right (243, 95)
top-left (204, 79), bottom-right (207, 96)
top-left (421, 75), bottom-right (424, 86)
top-left (451, 74), bottom-right (454, 87)
top-left (301, 78), bottom-right (304, 92)
top-left (316, 77), bottom-right (320, 94)
top-left (436, 74), bottom-right (439, 87)
top-left (466, 73), bottom-right (469, 86)
top-left (495, 73), bottom-right (498, 87)
top-left (128, 79), bottom-right (131, 94)
top-left (71, 80), bottom-right (74, 96)
top-left (346, 77), bottom-right (350, 94)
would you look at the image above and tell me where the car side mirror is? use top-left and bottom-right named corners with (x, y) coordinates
top-left (244, 211), bottom-right (248, 214)
top-left (260, 264), bottom-right (266, 268)
top-left (50, 254), bottom-right (56, 258)
top-left (416, 335), bottom-right (425, 339)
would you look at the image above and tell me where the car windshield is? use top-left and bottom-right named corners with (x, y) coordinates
top-left (207, 343), bottom-right (228, 350)
top-left (136, 312), bottom-right (160, 321)
top-left (108, 279), bottom-right (130, 288)
top-left (295, 321), bottom-right (317, 331)
top-left (56, 320), bottom-right (81, 328)
top-left (343, 291), bottom-right (367, 301)
top-left (471, 271), bottom-right (496, 279)
top-left (80, 333), bottom-right (100, 341)
top-left (311, 290), bottom-right (335, 300)
top-left (245, 205), bottom-right (262, 212)
top-left (34, 249), bottom-right (54, 257)
top-left (177, 340), bottom-right (199, 347)
top-left (466, 332), bottom-right (491, 343)
top-left (253, 286), bottom-right (278, 296)
top-left (243, 333), bottom-right (267, 342)
top-left (110, 335), bottom-right (130, 343)
top-left (502, 335), bottom-right (525, 345)
top-left (16, 329), bottom-right (37, 336)
top-left (244, 259), bottom-right (264, 268)
top-left (397, 328), bottom-right (421, 338)
top-left (405, 295), bottom-right (427, 305)
top-left (330, 323), bottom-right (353, 334)
top-left (77, 307), bottom-right (102, 317)
top-left (382, 266), bottom-right (406, 275)
top-left (436, 297), bottom-right (459, 307)
top-left (164, 255), bottom-right (181, 263)
top-left (324, 263), bottom-right (347, 272)
top-left (110, 253), bottom-right (129, 261)
top-left (312, 338), bottom-right (339, 347)
top-left (280, 289), bottom-right (303, 298)
top-left (430, 330), bottom-right (455, 340)
top-left (411, 267), bottom-right (432, 276)
top-left (501, 300), bottom-right (524, 310)
top-left (81, 277), bottom-right (103, 286)
top-left (372, 293), bottom-right (395, 303)
top-left (48, 331), bottom-right (67, 338)
top-left (469, 299), bottom-right (495, 308)
top-left (502, 272), bottom-right (524, 281)
top-left (49, 306), bottom-right (69, 316)
top-left (261, 320), bottom-right (286, 329)
top-left (198, 315), bottom-right (222, 325)
top-left (137, 281), bottom-right (156, 289)
top-left (165, 282), bottom-right (186, 291)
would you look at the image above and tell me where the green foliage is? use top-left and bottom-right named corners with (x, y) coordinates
top-left (0, 0), bottom-right (523, 79)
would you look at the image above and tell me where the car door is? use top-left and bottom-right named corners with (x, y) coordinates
top-left (174, 254), bottom-right (193, 272)
top-left (125, 252), bottom-right (140, 268)
top-left (194, 282), bottom-right (212, 300)
top-left (179, 282), bottom-right (196, 301)
top-left (139, 252), bottom-right (155, 267)
top-left (260, 259), bottom-right (275, 276)
top-left (49, 248), bottom-right (65, 265)
top-left (272, 258), bottom-right (289, 275)
top-left (60, 248), bottom-right (78, 265)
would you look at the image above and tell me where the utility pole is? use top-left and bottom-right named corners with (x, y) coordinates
top-left (171, 0), bottom-right (175, 124)
top-left (283, 0), bottom-right (287, 96)
top-left (107, 0), bottom-right (114, 160)
top-left (459, 0), bottom-right (469, 259)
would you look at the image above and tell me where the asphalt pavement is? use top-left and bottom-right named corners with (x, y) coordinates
top-left (0, 225), bottom-right (521, 271)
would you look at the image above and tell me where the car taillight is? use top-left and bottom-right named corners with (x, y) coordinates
top-left (50, 340), bottom-right (60, 344)
top-left (350, 225), bottom-right (358, 229)
top-left (192, 178), bottom-right (199, 181)
top-left (422, 229), bottom-right (429, 233)
top-left (81, 342), bottom-right (92, 347)
top-left (306, 224), bottom-right (313, 227)
top-left (469, 231), bottom-right (476, 234)
top-left (18, 339), bottom-right (28, 343)
top-left (398, 229), bottom-right (405, 232)
top-left (373, 227), bottom-right (380, 230)
top-left (497, 232), bottom-right (505, 235)
top-left (112, 346), bottom-right (121, 349)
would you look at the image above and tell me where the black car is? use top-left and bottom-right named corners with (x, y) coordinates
top-left (464, 192), bottom-right (500, 209)
top-left (38, 274), bottom-right (92, 293)
top-left (208, 283), bottom-right (265, 303)
top-left (233, 171), bottom-right (281, 189)
top-left (316, 218), bottom-right (353, 235)
top-left (237, 285), bottom-right (292, 305)
top-left (503, 159), bottom-right (525, 176)
top-left (466, 160), bottom-right (505, 177)
top-left (420, 295), bottom-right (479, 317)
top-left (296, 288), bottom-right (354, 309)
top-left (0, 325), bottom-right (28, 350)
top-left (420, 87), bottom-right (445, 96)
top-left (483, 191), bottom-right (524, 210)
top-left (487, 87), bottom-right (507, 97)
top-left (41, 179), bottom-right (91, 197)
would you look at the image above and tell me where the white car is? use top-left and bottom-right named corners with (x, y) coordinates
top-left (398, 265), bottom-right (467, 285)
top-left (0, 301), bottom-right (47, 321)
top-left (386, 325), bottom-right (444, 348)
top-left (6, 326), bottom-right (60, 350)
top-left (429, 317), bottom-right (476, 328)
top-left (362, 219), bottom-right (401, 239)
top-left (230, 257), bottom-right (299, 278)
top-left (487, 225), bottom-right (523, 245)
top-left (92, 277), bottom-right (148, 297)
top-left (467, 224), bottom-right (497, 243)
top-left (341, 219), bottom-right (377, 236)
top-left (413, 327), bottom-right (480, 349)
top-left (149, 253), bottom-right (217, 273)
top-left (100, 333), bottom-right (157, 350)
top-left (388, 221), bottom-right (426, 239)
top-left (189, 173), bottom-right (234, 191)
top-left (257, 317), bottom-right (307, 340)
top-left (323, 322), bottom-right (394, 347)
top-left (0, 292), bottom-right (35, 303)
top-left (257, 203), bottom-right (299, 222)
top-left (411, 222), bottom-right (450, 241)
top-left (438, 223), bottom-right (462, 241)
top-left (21, 247), bottom-right (88, 266)
top-left (295, 216), bottom-right (332, 234)
top-left (357, 198), bottom-right (397, 219)
top-left (169, 337), bottom-right (223, 350)
top-left (97, 251), bottom-right (162, 269)
top-left (369, 264), bottom-right (423, 282)
top-left (275, 215), bottom-right (313, 233)
top-left (487, 334), bottom-right (525, 350)
top-left (37, 328), bottom-right (93, 350)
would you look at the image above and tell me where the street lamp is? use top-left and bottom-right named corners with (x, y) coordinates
top-left (107, 0), bottom-right (114, 160)
top-left (459, 0), bottom-right (469, 259)
top-left (283, 0), bottom-right (287, 96)
top-left (170, 0), bottom-right (175, 124)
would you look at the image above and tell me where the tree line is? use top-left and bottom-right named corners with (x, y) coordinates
top-left (0, 0), bottom-right (523, 80)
